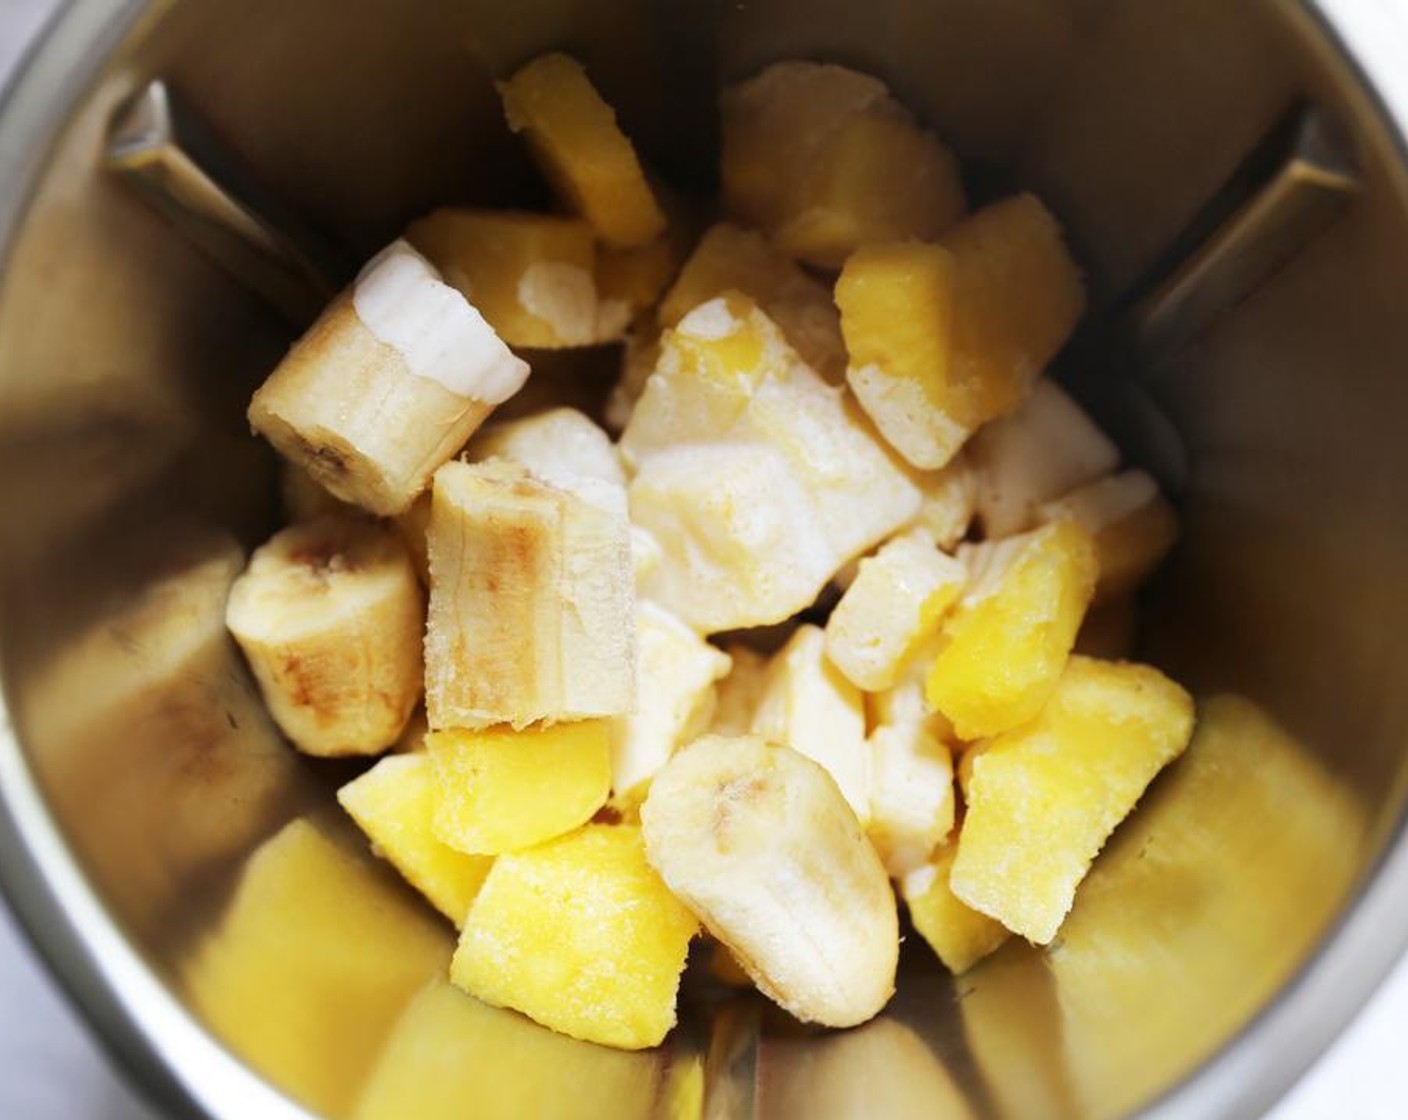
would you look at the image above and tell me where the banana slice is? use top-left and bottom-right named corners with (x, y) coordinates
top-left (225, 515), bottom-right (424, 756)
top-left (249, 240), bottom-right (529, 516)
top-left (640, 734), bottom-right (898, 1028)
top-left (424, 459), bottom-right (634, 730)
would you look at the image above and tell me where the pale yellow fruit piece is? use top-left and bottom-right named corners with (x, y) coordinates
top-left (938, 193), bottom-right (1086, 422)
top-left (867, 722), bottom-right (955, 877)
top-left (752, 624), bottom-right (870, 818)
top-left (968, 379), bottom-right (1119, 538)
top-left (427, 721), bottom-right (611, 855)
top-left (926, 519), bottom-right (1098, 740)
top-left (185, 819), bottom-right (450, 1117)
top-left (1038, 469), bottom-right (1179, 603)
top-left (466, 406), bottom-right (626, 490)
top-left (901, 844), bottom-right (1009, 974)
top-left (249, 243), bottom-right (523, 517)
top-left (610, 602), bottom-right (732, 801)
top-left (225, 516), bottom-right (424, 757)
top-left (499, 53), bottom-right (666, 248)
top-left (407, 209), bottom-right (612, 347)
top-left (641, 735), bottom-right (897, 1028)
top-left (721, 61), bottom-right (964, 268)
top-left (596, 197), bottom-right (696, 322)
top-left (660, 222), bottom-right (845, 382)
top-left (337, 754), bottom-right (493, 925)
top-left (629, 523), bottom-right (663, 585)
top-left (867, 631), bottom-right (955, 741)
top-left (825, 529), bottom-right (967, 691)
top-left (629, 442), bottom-right (839, 633)
top-left (952, 656), bottom-right (1196, 944)
top-left (451, 825), bottom-right (697, 1049)
top-left (709, 644), bottom-right (771, 736)
top-left (425, 460), bottom-right (634, 729)
top-left (353, 980), bottom-right (661, 1120)
top-left (906, 449), bottom-right (977, 550)
top-left (838, 241), bottom-right (965, 469)
top-left (623, 294), bottom-right (919, 623)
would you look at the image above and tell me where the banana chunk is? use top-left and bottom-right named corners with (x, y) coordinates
top-left (424, 460), bottom-right (634, 730)
top-left (867, 722), bottom-right (956, 878)
top-left (641, 735), bottom-right (898, 1028)
top-left (249, 240), bottom-right (529, 516)
top-left (968, 379), bottom-right (1119, 539)
top-left (609, 603), bottom-right (732, 803)
top-left (226, 516), bottom-right (424, 756)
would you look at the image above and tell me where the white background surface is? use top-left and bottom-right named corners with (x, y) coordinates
top-left (1, 0), bottom-right (1407, 1116)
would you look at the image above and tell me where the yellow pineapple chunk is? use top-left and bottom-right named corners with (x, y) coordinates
top-left (499, 53), bottom-right (666, 248)
top-left (752, 625), bottom-right (870, 818)
top-left (407, 209), bottom-right (621, 348)
top-left (867, 722), bottom-right (955, 877)
top-left (427, 721), bottom-right (611, 855)
top-left (338, 754), bottom-right (493, 925)
top-left (660, 222), bottom-right (846, 382)
top-left (185, 819), bottom-right (450, 1117)
top-left (610, 602), bottom-right (733, 801)
top-left (623, 293), bottom-right (919, 631)
top-left (926, 519), bottom-right (1097, 740)
top-left (901, 845), bottom-right (1009, 974)
top-left (353, 980), bottom-right (662, 1120)
top-left (1038, 469), bottom-right (1179, 602)
top-left (825, 529), bottom-right (967, 691)
top-left (709, 644), bottom-right (771, 736)
top-left (451, 824), bottom-right (697, 1049)
top-left (939, 194), bottom-right (1086, 418)
top-left (952, 656), bottom-right (1195, 943)
top-left (721, 61), bottom-right (965, 268)
top-left (595, 196), bottom-right (696, 323)
top-left (967, 379), bottom-right (1119, 538)
top-left (837, 241), bottom-right (963, 469)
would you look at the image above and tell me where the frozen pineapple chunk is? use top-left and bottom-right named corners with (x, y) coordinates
top-left (466, 407), bottom-right (626, 492)
top-left (752, 625), bottom-right (870, 818)
top-left (610, 603), bottom-right (733, 801)
top-left (185, 819), bottom-right (450, 1118)
top-left (968, 380), bottom-right (1118, 538)
top-left (825, 529), bottom-right (967, 691)
top-left (927, 520), bottom-right (1097, 740)
top-left (499, 53), bottom-right (665, 248)
top-left (451, 825), bottom-right (697, 1049)
top-left (721, 61), bottom-right (965, 268)
top-left (624, 294), bottom-right (919, 631)
top-left (337, 754), bottom-right (492, 925)
top-left (907, 450), bottom-right (978, 550)
top-left (951, 656), bottom-right (1195, 944)
top-left (1038, 469), bottom-right (1179, 603)
top-left (868, 723), bottom-right (955, 877)
top-left (709, 645), bottom-right (770, 736)
top-left (838, 241), bottom-right (962, 469)
top-left (407, 210), bottom-right (621, 347)
top-left (940, 194), bottom-right (1086, 414)
top-left (902, 845), bottom-right (1009, 974)
top-left (424, 460), bottom-right (634, 730)
top-left (427, 721), bottom-right (611, 855)
top-left (660, 222), bottom-right (846, 382)
top-left (629, 442), bottom-right (837, 633)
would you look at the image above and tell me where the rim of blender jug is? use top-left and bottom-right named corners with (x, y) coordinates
top-left (0, 3), bottom-right (1405, 1119)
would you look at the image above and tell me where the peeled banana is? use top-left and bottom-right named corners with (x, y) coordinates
top-left (225, 515), bottom-right (424, 755)
top-left (423, 459), bottom-right (635, 730)
top-left (640, 734), bottom-right (898, 1028)
top-left (249, 240), bottom-right (529, 516)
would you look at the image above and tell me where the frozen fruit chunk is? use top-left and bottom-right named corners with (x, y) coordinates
top-left (902, 845), bottom-right (1009, 974)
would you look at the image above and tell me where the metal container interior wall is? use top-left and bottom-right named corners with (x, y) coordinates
top-left (1, 1), bottom-right (1407, 1119)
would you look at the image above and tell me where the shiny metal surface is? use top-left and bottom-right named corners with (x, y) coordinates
top-left (0, 2), bottom-right (1407, 1119)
